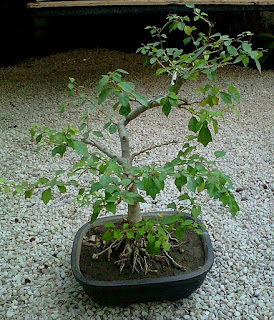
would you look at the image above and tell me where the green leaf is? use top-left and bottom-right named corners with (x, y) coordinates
top-left (73, 140), bottom-right (89, 157)
top-left (36, 134), bottom-right (42, 143)
top-left (98, 88), bottom-right (113, 104)
top-left (255, 59), bottom-right (261, 74)
top-left (242, 42), bottom-right (252, 54)
top-left (167, 202), bottom-right (177, 210)
top-left (52, 145), bottom-right (66, 157)
top-left (142, 56), bottom-right (148, 67)
top-left (58, 185), bottom-right (66, 193)
top-left (214, 151), bottom-right (226, 158)
top-left (213, 119), bottom-right (218, 134)
top-left (92, 131), bottom-right (103, 138)
top-left (173, 49), bottom-right (183, 58)
top-left (177, 22), bottom-right (185, 31)
top-left (68, 83), bottom-right (74, 90)
top-left (96, 75), bottom-right (109, 93)
top-left (228, 85), bottom-right (240, 103)
top-left (228, 195), bottom-right (240, 217)
top-left (25, 189), bottom-right (33, 199)
top-left (175, 226), bottom-right (185, 240)
top-left (102, 230), bottom-right (113, 243)
top-left (119, 104), bottom-right (131, 116)
top-left (143, 177), bottom-right (160, 200)
top-left (220, 92), bottom-right (232, 105)
top-left (188, 116), bottom-right (199, 133)
top-left (5, 186), bottom-right (11, 193)
top-left (38, 177), bottom-right (49, 185)
top-left (114, 229), bottom-right (123, 241)
top-left (227, 45), bottom-right (238, 56)
top-left (178, 193), bottom-right (190, 201)
top-left (60, 104), bottom-right (66, 113)
top-left (91, 204), bottom-right (103, 224)
top-left (104, 222), bottom-right (116, 228)
top-left (42, 188), bottom-right (52, 205)
top-left (68, 180), bottom-right (78, 186)
top-left (121, 178), bottom-right (132, 187)
top-left (191, 205), bottom-right (201, 219)
top-left (183, 37), bottom-right (191, 45)
top-left (156, 68), bottom-right (166, 76)
top-left (162, 100), bottom-right (171, 117)
top-left (126, 231), bottom-right (135, 239)
top-left (207, 71), bottom-right (216, 82)
top-left (175, 175), bottom-right (187, 192)
top-left (197, 122), bottom-right (212, 147)
top-left (162, 241), bottom-right (170, 251)
top-left (187, 177), bottom-right (197, 192)
top-left (119, 92), bottom-right (130, 107)
top-left (30, 128), bottom-right (36, 138)
top-left (184, 26), bottom-right (192, 36)
top-left (132, 92), bottom-right (148, 107)
top-left (116, 69), bottom-right (129, 74)
top-left (242, 55), bottom-right (249, 67)
top-left (103, 122), bottom-right (111, 129)
top-left (106, 203), bottom-right (116, 214)
top-left (186, 3), bottom-right (195, 8)
top-left (118, 82), bottom-right (135, 93)
top-left (109, 124), bottom-right (117, 134)
top-left (99, 175), bottom-right (112, 187)
top-left (79, 123), bottom-right (86, 131)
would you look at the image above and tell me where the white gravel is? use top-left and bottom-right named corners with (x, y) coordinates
top-left (0, 48), bottom-right (273, 319)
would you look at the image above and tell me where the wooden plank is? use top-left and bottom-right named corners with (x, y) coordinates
top-left (28, 0), bottom-right (274, 9)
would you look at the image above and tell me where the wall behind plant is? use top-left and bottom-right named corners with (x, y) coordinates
top-left (0, 4), bottom-right (273, 68)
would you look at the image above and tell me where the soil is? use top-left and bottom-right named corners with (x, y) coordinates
top-left (80, 225), bottom-right (206, 281)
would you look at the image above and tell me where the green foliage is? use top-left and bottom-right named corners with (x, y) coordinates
top-left (100, 213), bottom-right (202, 257)
top-left (0, 4), bottom-right (263, 259)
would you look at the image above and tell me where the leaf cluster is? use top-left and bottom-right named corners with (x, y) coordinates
top-left (100, 213), bottom-right (203, 257)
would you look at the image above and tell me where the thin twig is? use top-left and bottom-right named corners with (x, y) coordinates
top-left (81, 138), bottom-right (125, 165)
top-left (130, 140), bottom-right (181, 162)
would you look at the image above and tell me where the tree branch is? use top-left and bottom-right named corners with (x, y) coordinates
top-left (81, 138), bottom-right (125, 165)
top-left (130, 140), bottom-right (181, 163)
top-left (117, 118), bottom-right (131, 161)
top-left (124, 101), bottom-right (157, 126)
top-left (124, 76), bottom-right (187, 126)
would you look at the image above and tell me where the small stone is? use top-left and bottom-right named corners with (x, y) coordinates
top-left (6, 310), bottom-right (14, 318)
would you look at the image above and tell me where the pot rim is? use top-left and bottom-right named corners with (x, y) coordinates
top-left (71, 211), bottom-right (214, 287)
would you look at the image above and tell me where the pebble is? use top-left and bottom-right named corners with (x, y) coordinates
top-left (0, 48), bottom-right (273, 319)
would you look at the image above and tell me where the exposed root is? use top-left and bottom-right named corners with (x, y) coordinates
top-left (163, 250), bottom-right (186, 270)
top-left (91, 236), bottom-right (185, 274)
top-left (92, 239), bottom-right (121, 259)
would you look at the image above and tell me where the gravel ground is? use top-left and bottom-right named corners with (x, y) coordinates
top-left (0, 48), bottom-right (273, 320)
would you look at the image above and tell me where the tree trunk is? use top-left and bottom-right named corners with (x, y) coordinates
top-left (127, 183), bottom-right (142, 224)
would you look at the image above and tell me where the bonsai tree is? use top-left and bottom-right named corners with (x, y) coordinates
top-left (0, 4), bottom-right (262, 273)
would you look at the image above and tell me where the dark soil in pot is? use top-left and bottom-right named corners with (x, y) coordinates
top-left (80, 226), bottom-right (205, 282)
